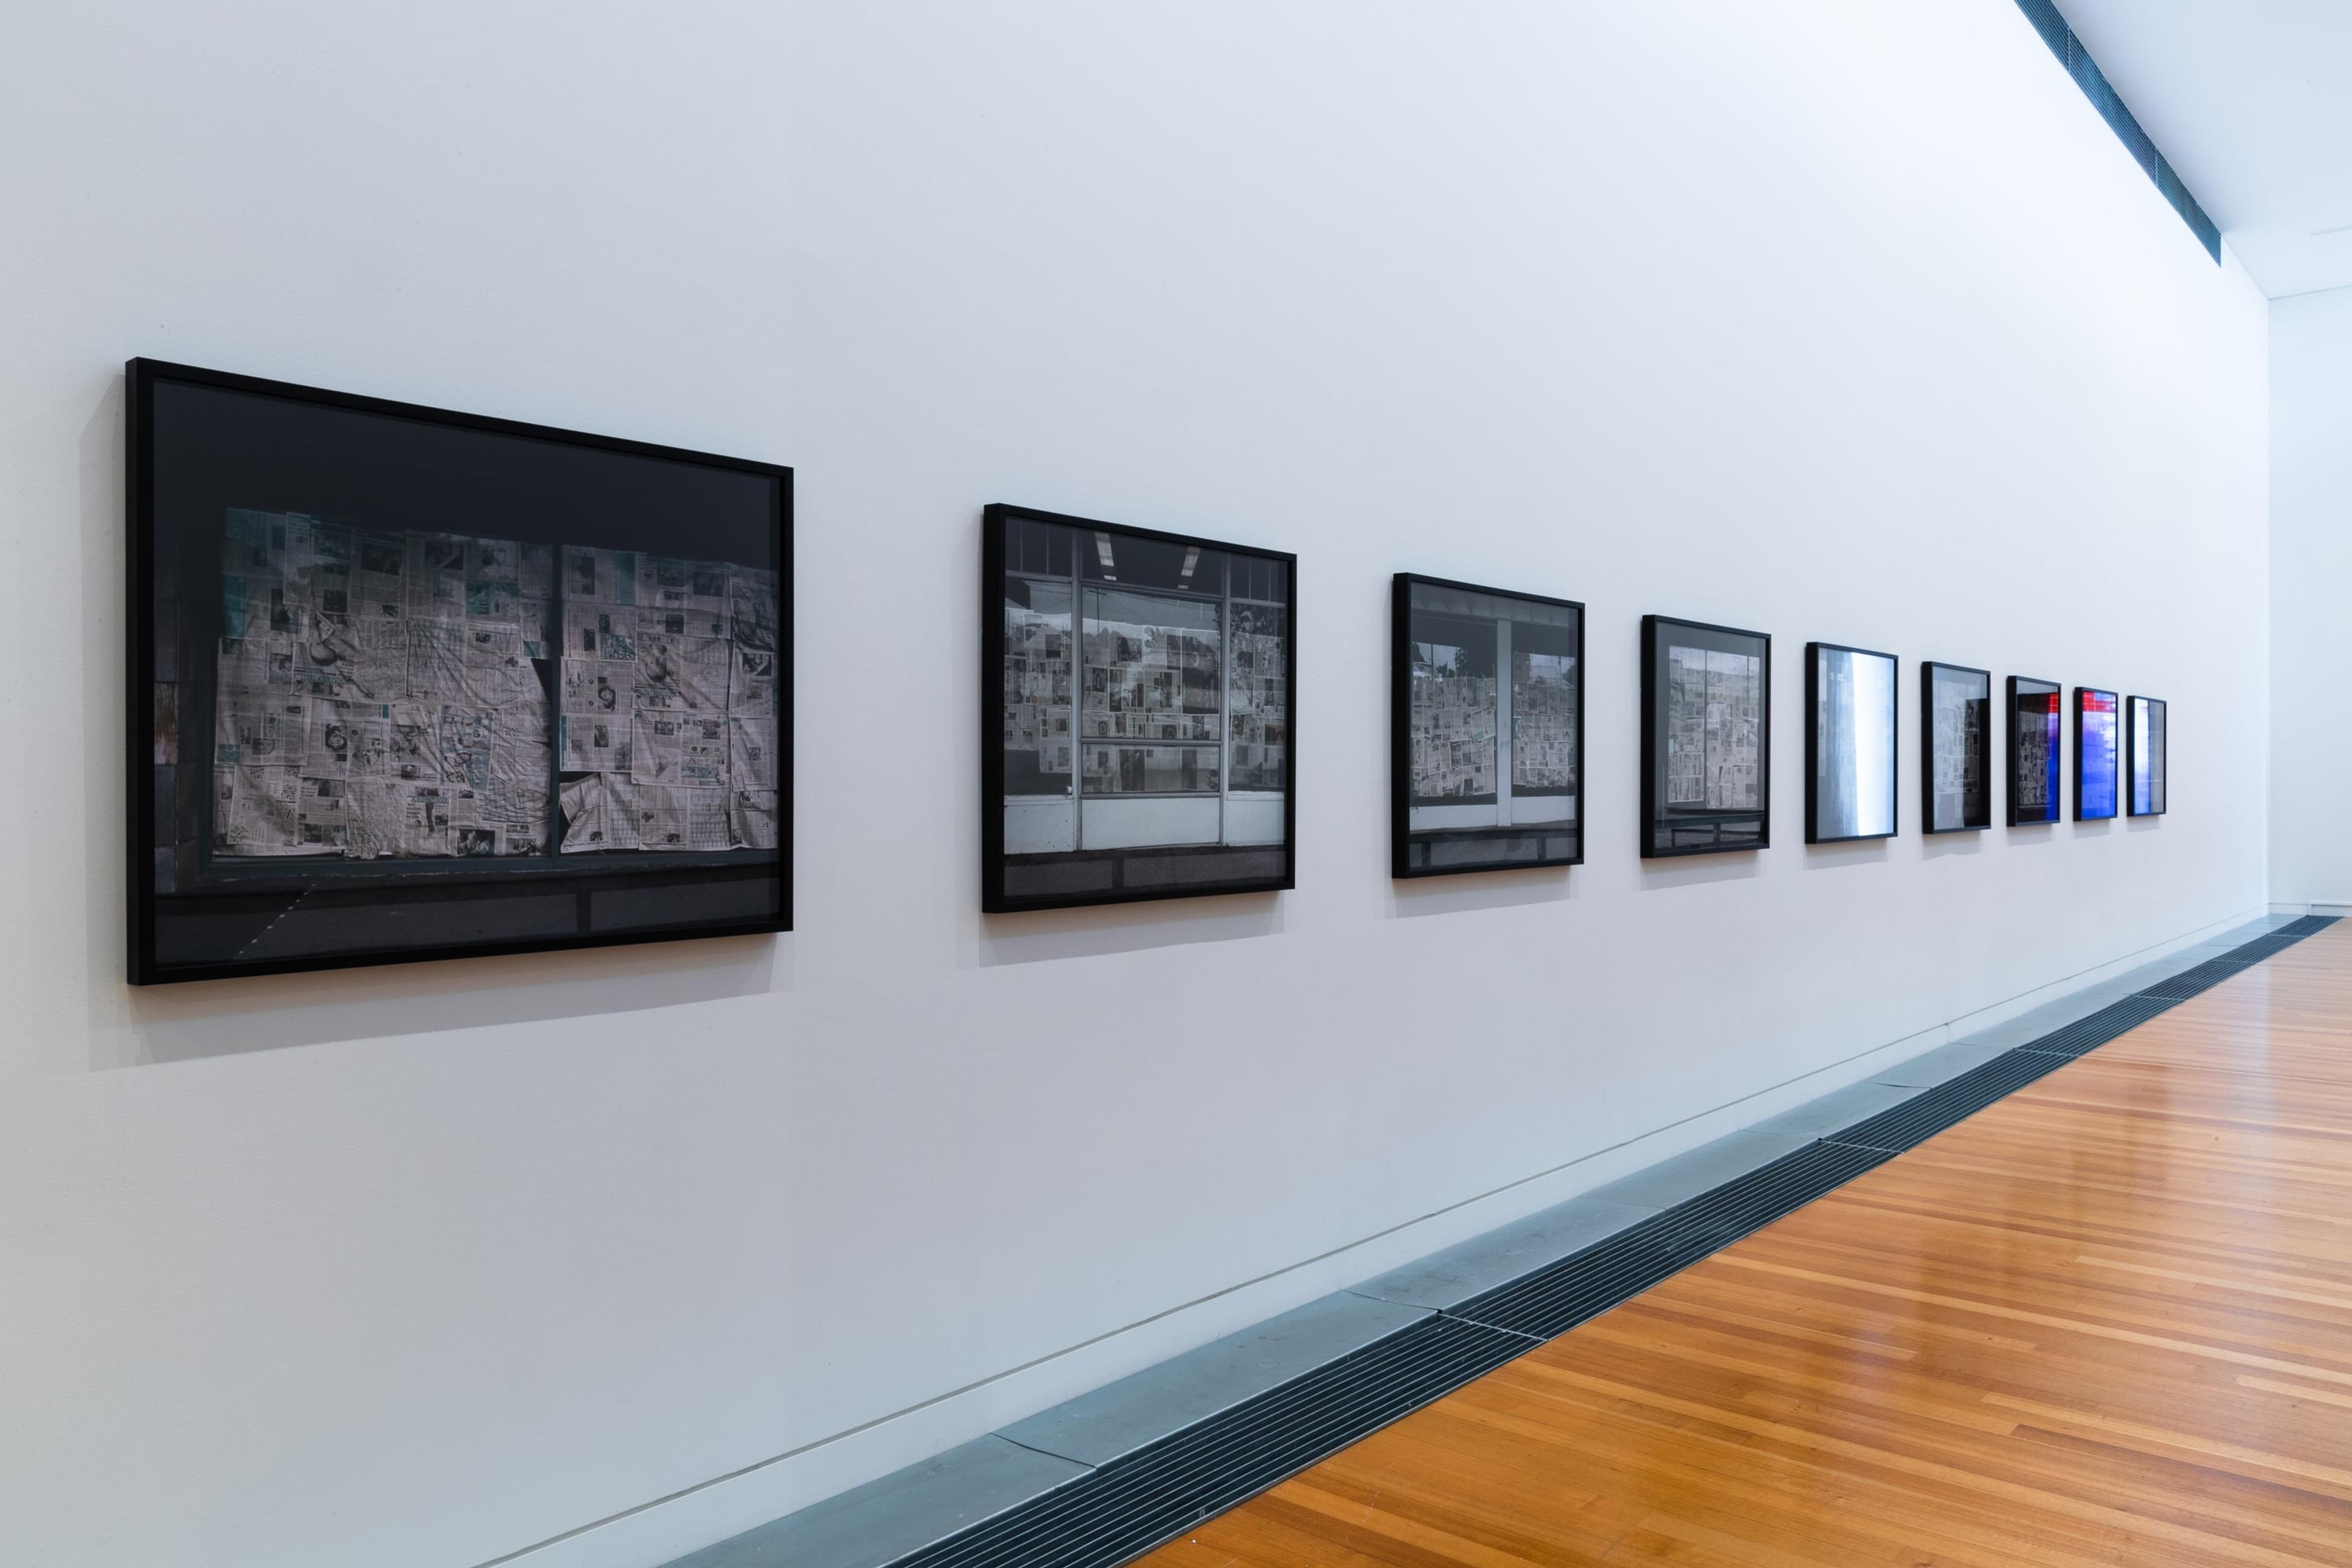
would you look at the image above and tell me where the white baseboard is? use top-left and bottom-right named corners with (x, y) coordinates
top-left (484, 902), bottom-right (2275, 1568)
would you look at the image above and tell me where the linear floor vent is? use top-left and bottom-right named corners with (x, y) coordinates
top-left (888, 1316), bottom-right (1529, 1568)
top-left (1450, 1141), bottom-right (1892, 1340)
top-left (1830, 1048), bottom-right (2068, 1153)
top-left (2023, 993), bottom-right (2179, 1051)
top-left (2133, 957), bottom-right (2252, 1002)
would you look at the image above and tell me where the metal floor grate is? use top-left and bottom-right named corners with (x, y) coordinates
top-left (1449, 1141), bottom-right (1891, 1340)
top-left (1828, 1048), bottom-right (2069, 1152)
top-left (891, 1316), bottom-right (1529, 1568)
top-left (862, 914), bottom-right (2339, 1568)
top-left (2019, 994), bottom-right (2179, 1053)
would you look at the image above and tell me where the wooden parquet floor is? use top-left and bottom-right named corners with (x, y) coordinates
top-left (1137, 924), bottom-right (2352, 1567)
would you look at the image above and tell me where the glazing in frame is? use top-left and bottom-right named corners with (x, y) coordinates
top-left (1392, 575), bottom-right (1583, 876)
top-left (1641, 614), bottom-right (1770, 858)
top-left (128, 358), bottom-right (790, 984)
top-left (984, 503), bottom-right (1295, 913)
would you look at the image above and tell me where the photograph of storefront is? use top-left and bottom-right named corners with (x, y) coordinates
top-left (985, 504), bottom-right (1294, 912)
top-left (1391, 575), bottom-right (1582, 876)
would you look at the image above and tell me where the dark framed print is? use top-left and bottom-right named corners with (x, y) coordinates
top-left (1805, 642), bottom-right (1897, 844)
top-left (983, 503), bottom-right (1294, 913)
top-left (2007, 675), bottom-right (2062, 826)
top-left (1921, 661), bottom-right (1991, 833)
top-left (2128, 695), bottom-right (2167, 816)
top-left (127, 359), bottom-right (790, 984)
top-left (1392, 575), bottom-right (1583, 877)
top-left (1641, 615), bottom-right (1769, 857)
top-left (2075, 687), bottom-right (2119, 821)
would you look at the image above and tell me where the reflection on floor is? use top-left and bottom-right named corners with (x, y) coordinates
top-left (1136, 921), bottom-right (2352, 1568)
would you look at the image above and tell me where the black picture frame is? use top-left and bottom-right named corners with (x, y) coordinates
top-left (1640, 614), bottom-right (1770, 858)
top-left (1920, 661), bottom-right (1992, 834)
top-left (982, 502), bottom-right (1296, 914)
top-left (1391, 575), bottom-right (1585, 878)
top-left (1804, 641), bottom-right (1898, 845)
top-left (2074, 687), bottom-right (2120, 821)
top-left (128, 358), bottom-right (791, 984)
top-left (2127, 695), bottom-right (2168, 816)
top-left (2006, 675), bottom-right (2063, 826)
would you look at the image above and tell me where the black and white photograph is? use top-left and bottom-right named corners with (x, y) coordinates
top-left (2007, 674), bottom-right (2064, 826)
top-left (1642, 614), bottom-right (1770, 857)
top-left (1806, 642), bottom-right (1897, 844)
top-left (983, 503), bottom-right (1294, 913)
top-left (2128, 695), bottom-right (2168, 816)
top-left (130, 359), bottom-right (790, 983)
top-left (1921, 661), bottom-right (1991, 833)
top-left (1391, 575), bottom-right (1582, 877)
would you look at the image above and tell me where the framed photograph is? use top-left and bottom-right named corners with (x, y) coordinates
top-left (2128, 695), bottom-right (2167, 816)
top-left (2075, 687), bottom-right (2119, 821)
top-left (1392, 575), bottom-right (1583, 877)
top-left (1805, 643), bottom-right (1897, 844)
top-left (1641, 615), bottom-right (1769, 858)
top-left (2007, 675), bottom-right (2062, 826)
top-left (982, 503), bottom-right (1294, 913)
top-left (1921, 661), bottom-right (1991, 833)
top-left (128, 359), bottom-right (790, 984)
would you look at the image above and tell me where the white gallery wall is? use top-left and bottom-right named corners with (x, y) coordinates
top-left (2270, 285), bottom-right (2352, 908)
top-left (0, 4), bottom-right (2271, 1566)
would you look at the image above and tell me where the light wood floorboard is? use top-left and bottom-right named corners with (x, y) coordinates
top-left (1137, 925), bottom-right (2352, 1567)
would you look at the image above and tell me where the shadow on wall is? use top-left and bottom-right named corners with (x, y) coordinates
top-left (973, 892), bottom-right (1283, 967)
top-left (1638, 856), bottom-right (1762, 892)
top-left (1387, 864), bottom-right (1572, 919)
top-left (96, 935), bottom-right (785, 1069)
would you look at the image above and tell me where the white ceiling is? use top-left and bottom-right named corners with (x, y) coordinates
top-left (2052, 0), bottom-right (2352, 298)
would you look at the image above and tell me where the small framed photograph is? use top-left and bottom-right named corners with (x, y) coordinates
top-left (1920, 661), bottom-right (1991, 833)
top-left (1641, 615), bottom-right (1770, 857)
top-left (2127, 695), bottom-right (2167, 816)
top-left (1805, 642), bottom-right (1897, 844)
top-left (2007, 675), bottom-right (2062, 826)
top-left (2075, 687), bottom-right (2119, 821)
top-left (983, 503), bottom-right (1294, 913)
top-left (129, 359), bottom-right (790, 984)
top-left (1392, 575), bottom-right (1583, 877)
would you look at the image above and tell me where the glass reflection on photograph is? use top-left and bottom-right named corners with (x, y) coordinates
top-left (1922, 662), bottom-right (1991, 832)
top-left (1807, 643), bottom-right (1898, 843)
top-left (1392, 576), bottom-right (1582, 876)
top-left (986, 503), bottom-right (1293, 912)
top-left (2128, 695), bottom-right (2167, 816)
top-left (2007, 676), bottom-right (2062, 826)
top-left (2075, 687), bottom-right (2118, 821)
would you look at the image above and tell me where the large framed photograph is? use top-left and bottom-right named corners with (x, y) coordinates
top-left (1805, 642), bottom-right (1896, 845)
top-left (2075, 687), bottom-right (2119, 821)
top-left (1641, 615), bottom-right (1769, 857)
top-left (2127, 695), bottom-right (2167, 816)
top-left (1921, 661), bottom-right (1991, 833)
top-left (2007, 675), bottom-right (2062, 826)
top-left (982, 503), bottom-right (1294, 913)
top-left (1392, 576), bottom-right (1583, 877)
top-left (128, 359), bottom-right (790, 984)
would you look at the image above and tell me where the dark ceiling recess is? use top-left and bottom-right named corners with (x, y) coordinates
top-left (2014, 0), bottom-right (2222, 261)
